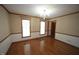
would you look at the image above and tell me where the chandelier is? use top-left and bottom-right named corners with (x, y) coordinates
top-left (41, 9), bottom-right (47, 20)
top-left (37, 7), bottom-right (52, 20)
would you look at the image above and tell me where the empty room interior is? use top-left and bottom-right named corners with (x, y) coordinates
top-left (0, 4), bottom-right (79, 55)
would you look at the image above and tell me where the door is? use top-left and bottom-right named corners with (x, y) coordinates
top-left (51, 21), bottom-right (56, 38)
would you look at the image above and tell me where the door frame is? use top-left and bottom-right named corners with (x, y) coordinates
top-left (47, 21), bottom-right (56, 38)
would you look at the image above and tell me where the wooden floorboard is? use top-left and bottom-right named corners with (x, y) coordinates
top-left (6, 36), bottom-right (79, 55)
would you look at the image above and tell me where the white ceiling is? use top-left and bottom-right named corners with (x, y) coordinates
top-left (4, 4), bottom-right (79, 18)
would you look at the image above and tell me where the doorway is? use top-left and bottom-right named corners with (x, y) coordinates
top-left (47, 21), bottom-right (56, 38)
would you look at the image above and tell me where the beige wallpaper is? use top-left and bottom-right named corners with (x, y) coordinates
top-left (31, 17), bottom-right (40, 32)
top-left (50, 13), bottom-right (79, 36)
top-left (10, 14), bottom-right (48, 33)
top-left (0, 6), bottom-right (10, 41)
top-left (9, 14), bottom-right (21, 33)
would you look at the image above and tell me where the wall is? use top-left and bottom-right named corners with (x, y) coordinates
top-left (55, 33), bottom-right (79, 48)
top-left (31, 17), bottom-right (40, 32)
top-left (11, 32), bottom-right (47, 42)
top-left (50, 13), bottom-right (79, 36)
top-left (10, 14), bottom-right (48, 33)
top-left (0, 6), bottom-right (10, 41)
top-left (0, 6), bottom-right (11, 54)
top-left (9, 14), bottom-right (21, 33)
top-left (49, 13), bottom-right (79, 48)
top-left (0, 35), bottom-right (12, 54)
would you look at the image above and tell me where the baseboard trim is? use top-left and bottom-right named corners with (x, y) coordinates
top-left (0, 34), bottom-right (11, 43)
top-left (6, 43), bottom-right (13, 55)
top-left (56, 32), bottom-right (79, 37)
top-left (55, 33), bottom-right (79, 48)
top-left (12, 36), bottom-right (47, 43)
top-left (55, 38), bottom-right (79, 48)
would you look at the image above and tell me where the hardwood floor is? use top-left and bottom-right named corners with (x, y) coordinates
top-left (7, 36), bottom-right (79, 55)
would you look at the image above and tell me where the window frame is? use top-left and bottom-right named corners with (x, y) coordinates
top-left (40, 20), bottom-right (46, 35)
top-left (22, 19), bottom-right (31, 38)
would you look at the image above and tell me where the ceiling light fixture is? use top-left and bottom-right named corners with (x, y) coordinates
top-left (42, 9), bottom-right (47, 20)
top-left (36, 6), bottom-right (52, 20)
top-left (40, 8), bottom-right (50, 20)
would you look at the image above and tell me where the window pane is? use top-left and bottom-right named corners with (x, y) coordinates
top-left (22, 20), bottom-right (30, 37)
top-left (40, 21), bottom-right (45, 34)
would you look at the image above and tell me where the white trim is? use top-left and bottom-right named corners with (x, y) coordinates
top-left (55, 33), bottom-right (79, 48)
top-left (0, 35), bottom-right (12, 55)
top-left (0, 32), bottom-right (47, 54)
top-left (12, 32), bottom-right (47, 42)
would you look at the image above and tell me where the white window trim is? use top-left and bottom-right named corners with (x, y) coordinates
top-left (40, 21), bottom-right (45, 35)
top-left (22, 20), bottom-right (30, 37)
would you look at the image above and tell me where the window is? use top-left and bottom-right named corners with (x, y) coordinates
top-left (22, 20), bottom-right (30, 37)
top-left (40, 21), bottom-right (45, 34)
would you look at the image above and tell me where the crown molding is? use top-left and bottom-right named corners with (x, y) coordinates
top-left (49, 11), bottom-right (79, 20)
top-left (1, 4), bottom-right (79, 20)
top-left (0, 4), bottom-right (10, 13)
